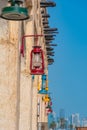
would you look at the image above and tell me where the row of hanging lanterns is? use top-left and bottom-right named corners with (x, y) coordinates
top-left (39, 0), bottom-right (58, 114)
top-left (38, 74), bottom-right (53, 115)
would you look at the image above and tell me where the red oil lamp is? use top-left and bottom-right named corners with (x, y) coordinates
top-left (47, 108), bottom-right (53, 114)
top-left (45, 100), bottom-right (53, 115)
top-left (46, 104), bottom-right (53, 115)
top-left (30, 46), bottom-right (44, 75)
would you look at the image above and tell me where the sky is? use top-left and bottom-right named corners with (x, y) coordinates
top-left (48, 0), bottom-right (87, 119)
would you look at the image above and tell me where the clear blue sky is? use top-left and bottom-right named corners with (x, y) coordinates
top-left (48, 0), bottom-right (87, 119)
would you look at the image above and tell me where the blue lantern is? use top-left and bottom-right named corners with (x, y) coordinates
top-left (38, 75), bottom-right (48, 94)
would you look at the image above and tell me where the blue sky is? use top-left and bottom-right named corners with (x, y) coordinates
top-left (48, 0), bottom-right (87, 119)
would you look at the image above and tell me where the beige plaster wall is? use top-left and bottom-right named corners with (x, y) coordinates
top-left (0, 20), bottom-right (20, 130)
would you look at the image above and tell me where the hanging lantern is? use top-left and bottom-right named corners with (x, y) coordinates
top-left (46, 102), bottom-right (53, 115)
top-left (38, 75), bottom-right (48, 94)
top-left (46, 103), bottom-right (51, 109)
top-left (42, 94), bottom-right (50, 103)
top-left (30, 46), bottom-right (44, 75)
top-left (1, 0), bottom-right (29, 21)
top-left (47, 108), bottom-right (53, 114)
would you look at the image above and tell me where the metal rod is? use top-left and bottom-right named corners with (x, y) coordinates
top-left (42, 21), bottom-right (49, 24)
top-left (20, 34), bottom-right (43, 57)
top-left (44, 34), bottom-right (56, 36)
top-left (40, 1), bottom-right (56, 7)
top-left (45, 38), bottom-right (55, 40)
top-left (42, 14), bottom-right (50, 18)
top-left (44, 31), bottom-right (59, 34)
top-left (46, 44), bottom-right (57, 46)
top-left (44, 28), bottom-right (58, 31)
top-left (46, 47), bottom-right (54, 49)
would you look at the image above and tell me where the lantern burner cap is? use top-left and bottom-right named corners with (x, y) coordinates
top-left (1, 6), bottom-right (29, 21)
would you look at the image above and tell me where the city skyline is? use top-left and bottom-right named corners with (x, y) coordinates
top-left (48, 110), bottom-right (87, 129)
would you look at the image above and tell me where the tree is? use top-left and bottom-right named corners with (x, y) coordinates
top-left (49, 121), bottom-right (56, 130)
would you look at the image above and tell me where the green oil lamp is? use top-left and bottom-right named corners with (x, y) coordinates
top-left (1, 0), bottom-right (29, 21)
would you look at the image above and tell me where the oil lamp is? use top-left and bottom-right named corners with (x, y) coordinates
top-left (42, 94), bottom-right (50, 103)
top-left (1, 0), bottom-right (29, 20)
top-left (46, 107), bottom-right (53, 114)
top-left (46, 102), bottom-right (53, 114)
top-left (46, 103), bottom-right (51, 109)
top-left (38, 75), bottom-right (48, 94)
top-left (30, 46), bottom-right (44, 75)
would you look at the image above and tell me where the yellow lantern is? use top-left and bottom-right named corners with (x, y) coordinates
top-left (42, 94), bottom-right (50, 103)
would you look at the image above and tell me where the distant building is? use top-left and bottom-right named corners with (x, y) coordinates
top-left (82, 118), bottom-right (87, 127)
top-left (69, 113), bottom-right (80, 128)
top-left (59, 109), bottom-right (65, 119)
